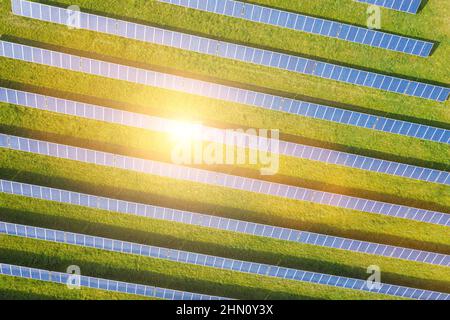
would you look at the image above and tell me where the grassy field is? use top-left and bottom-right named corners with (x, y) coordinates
top-left (8, 0), bottom-right (449, 119)
top-left (1, 192), bottom-right (449, 294)
top-left (0, 1), bottom-right (449, 170)
top-left (1, 104), bottom-right (449, 214)
top-left (0, 235), bottom-right (401, 300)
top-left (0, 0), bottom-right (448, 299)
top-left (0, 275), bottom-right (150, 299)
top-left (2, 149), bottom-right (450, 254)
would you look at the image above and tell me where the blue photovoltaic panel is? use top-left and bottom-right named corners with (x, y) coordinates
top-left (0, 262), bottom-right (228, 300)
top-left (1, 87), bottom-right (448, 185)
top-left (1, 42), bottom-right (449, 144)
top-left (1, 221), bottom-right (448, 300)
top-left (10, 0), bottom-right (449, 102)
top-left (1, 179), bottom-right (448, 267)
top-left (157, 0), bottom-right (432, 56)
top-left (1, 134), bottom-right (449, 227)
top-left (356, 0), bottom-right (422, 14)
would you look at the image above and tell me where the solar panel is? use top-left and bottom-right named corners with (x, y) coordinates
top-left (0, 262), bottom-right (228, 300)
top-left (157, 0), bottom-right (431, 55)
top-left (1, 134), bottom-right (449, 227)
top-left (1, 87), bottom-right (447, 184)
top-left (1, 43), bottom-right (449, 145)
top-left (2, 221), bottom-right (448, 300)
top-left (10, 1), bottom-right (449, 102)
top-left (1, 178), bottom-right (447, 266)
top-left (355, 0), bottom-right (422, 14)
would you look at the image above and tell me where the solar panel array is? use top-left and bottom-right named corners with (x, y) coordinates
top-left (2, 88), bottom-right (448, 185)
top-left (157, 0), bottom-right (432, 56)
top-left (0, 262), bottom-right (227, 300)
top-left (356, 0), bottom-right (422, 14)
top-left (3, 0), bottom-right (449, 301)
top-left (2, 179), bottom-right (448, 266)
top-left (11, 0), bottom-right (449, 102)
top-left (2, 221), bottom-right (448, 300)
top-left (1, 41), bottom-right (449, 145)
top-left (1, 133), bottom-right (449, 226)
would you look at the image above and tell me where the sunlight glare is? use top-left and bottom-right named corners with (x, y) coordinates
top-left (166, 120), bottom-right (203, 142)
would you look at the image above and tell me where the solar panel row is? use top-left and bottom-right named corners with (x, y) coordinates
top-left (157, 0), bottom-right (431, 55)
top-left (2, 179), bottom-right (447, 266)
top-left (2, 221), bottom-right (448, 300)
top-left (11, 0), bottom-right (449, 102)
top-left (1, 134), bottom-right (448, 226)
top-left (356, 0), bottom-right (422, 14)
top-left (0, 262), bottom-right (228, 300)
top-left (2, 88), bottom-right (447, 185)
top-left (1, 41), bottom-right (448, 145)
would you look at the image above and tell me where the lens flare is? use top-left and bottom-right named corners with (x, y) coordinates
top-left (165, 120), bottom-right (203, 142)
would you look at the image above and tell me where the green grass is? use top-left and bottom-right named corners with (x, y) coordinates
top-left (1, 104), bottom-right (448, 213)
top-left (1, 192), bottom-right (449, 294)
top-left (0, 0), bottom-right (448, 170)
top-left (0, 235), bottom-right (401, 300)
top-left (31, 0), bottom-right (450, 115)
top-left (242, 0), bottom-right (450, 85)
top-left (0, 275), bottom-right (150, 299)
top-left (0, 0), bottom-right (449, 300)
top-left (1, 149), bottom-right (449, 255)
top-left (1, 56), bottom-right (448, 172)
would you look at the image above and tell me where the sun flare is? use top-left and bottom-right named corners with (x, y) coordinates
top-left (166, 120), bottom-right (203, 142)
